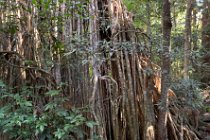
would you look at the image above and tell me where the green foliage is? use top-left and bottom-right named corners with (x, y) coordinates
top-left (203, 106), bottom-right (210, 112)
top-left (203, 23), bottom-right (210, 37)
top-left (171, 79), bottom-right (203, 109)
top-left (0, 82), bottom-right (96, 140)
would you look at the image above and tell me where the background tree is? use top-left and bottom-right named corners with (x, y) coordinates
top-left (184, 0), bottom-right (193, 79)
top-left (157, 0), bottom-right (172, 139)
top-left (201, 0), bottom-right (210, 86)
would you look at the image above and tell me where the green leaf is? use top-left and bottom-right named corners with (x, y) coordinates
top-left (40, 125), bottom-right (44, 132)
top-left (44, 0), bottom-right (51, 10)
top-left (36, 122), bottom-right (47, 133)
top-left (25, 101), bottom-right (33, 107)
top-left (54, 128), bottom-right (65, 139)
top-left (85, 121), bottom-right (97, 128)
top-left (45, 90), bottom-right (60, 97)
top-left (31, 0), bottom-right (36, 5)
top-left (65, 116), bottom-right (73, 120)
top-left (56, 109), bottom-right (68, 117)
top-left (0, 113), bottom-right (4, 119)
top-left (0, 80), bottom-right (5, 87)
top-left (20, 101), bottom-right (33, 107)
top-left (44, 102), bottom-right (57, 111)
top-left (64, 124), bottom-right (73, 131)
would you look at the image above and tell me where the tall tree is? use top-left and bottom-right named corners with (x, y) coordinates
top-left (192, 0), bottom-right (198, 51)
top-left (184, 0), bottom-right (193, 79)
top-left (146, 1), bottom-right (152, 57)
top-left (201, 0), bottom-right (210, 86)
top-left (157, 0), bottom-right (172, 139)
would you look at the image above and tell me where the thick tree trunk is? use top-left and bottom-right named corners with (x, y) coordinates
top-left (157, 0), bottom-right (172, 139)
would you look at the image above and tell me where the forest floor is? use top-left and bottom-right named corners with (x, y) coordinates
top-left (199, 91), bottom-right (210, 139)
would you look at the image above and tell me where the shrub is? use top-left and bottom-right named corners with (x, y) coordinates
top-left (0, 81), bottom-right (96, 140)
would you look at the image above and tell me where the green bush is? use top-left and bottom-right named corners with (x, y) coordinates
top-left (171, 79), bottom-right (203, 109)
top-left (0, 81), bottom-right (96, 140)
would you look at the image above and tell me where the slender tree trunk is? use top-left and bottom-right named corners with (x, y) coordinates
top-left (146, 1), bottom-right (152, 58)
top-left (202, 0), bottom-right (210, 48)
top-left (192, 0), bottom-right (198, 51)
top-left (184, 0), bottom-right (193, 80)
top-left (157, 0), bottom-right (172, 139)
top-left (191, 0), bottom-right (198, 76)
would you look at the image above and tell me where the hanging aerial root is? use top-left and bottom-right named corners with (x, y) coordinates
top-left (166, 110), bottom-right (200, 140)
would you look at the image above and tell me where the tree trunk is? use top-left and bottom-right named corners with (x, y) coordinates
top-left (201, 0), bottom-right (210, 86)
top-left (184, 0), bottom-right (193, 80)
top-left (146, 2), bottom-right (152, 58)
top-left (157, 0), bottom-right (172, 139)
top-left (192, 0), bottom-right (198, 51)
top-left (191, 0), bottom-right (198, 78)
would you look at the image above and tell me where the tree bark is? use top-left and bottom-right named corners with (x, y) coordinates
top-left (201, 0), bottom-right (210, 86)
top-left (184, 0), bottom-right (193, 80)
top-left (192, 0), bottom-right (198, 51)
top-left (157, 0), bottom-right (172, 139)
top-left (146, 1), bottom-right (152, 58)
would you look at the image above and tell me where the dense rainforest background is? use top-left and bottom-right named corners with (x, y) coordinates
top-left (0, 0), bottom-right (210, 140)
